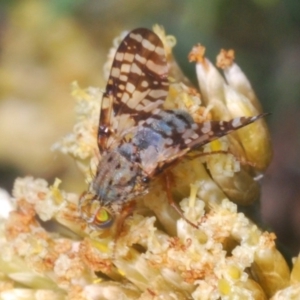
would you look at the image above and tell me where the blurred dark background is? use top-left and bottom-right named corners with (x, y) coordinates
top-left (0, 0), bottom-right (300, 256)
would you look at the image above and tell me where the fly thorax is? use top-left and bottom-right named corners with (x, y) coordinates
top-left (92, 149), bottom-right (148, 204)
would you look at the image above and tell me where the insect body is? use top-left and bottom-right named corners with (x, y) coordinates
top-left (79, 28), bottom-right (265, 229)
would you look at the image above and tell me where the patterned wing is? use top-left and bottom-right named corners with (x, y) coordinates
top-left (133, 110), bottom-right (267, 176)
top-left (186, 114), bottom-right (268, 150)
top-left (98, 28), bottom-right (169, 153)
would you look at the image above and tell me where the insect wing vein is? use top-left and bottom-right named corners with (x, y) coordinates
top-left (98, 28), bottom-right (169, 152)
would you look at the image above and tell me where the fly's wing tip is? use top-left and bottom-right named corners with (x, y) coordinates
top-left (251, 112), bottom-right (271, 122)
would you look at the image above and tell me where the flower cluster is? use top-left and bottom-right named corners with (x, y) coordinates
top-left (0, 25), bottom-right (298, 300)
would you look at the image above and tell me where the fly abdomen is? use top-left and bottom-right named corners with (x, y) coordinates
top-left (133, 109), bottom-right (196, 152)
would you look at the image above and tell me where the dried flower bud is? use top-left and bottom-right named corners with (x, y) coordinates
top-left (189, 44), bottom-right (231, 121)
top-left (252, 233), bottom-right (290, 297)
top-left (217, 49), bottom-right (263, 113)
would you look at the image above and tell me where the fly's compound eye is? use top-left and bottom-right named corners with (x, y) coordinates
top-left (94, 207), bottom-right (114, 228)
top-left (79, 192), bottom-right (114, 229)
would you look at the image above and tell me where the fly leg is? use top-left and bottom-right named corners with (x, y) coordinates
top-left (164, 172), bottom-right (198, 229)
top-left (187, 150), bottom-right (258, 168)
top-left (112, 201), bottom-right (136, 258)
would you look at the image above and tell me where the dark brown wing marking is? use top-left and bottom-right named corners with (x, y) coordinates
top-left (186, 114), bottom-right (268, 150)
top-left (98, 28), bottom-right (169, 153)
top-left (133, 111), bottom-right (267, 177)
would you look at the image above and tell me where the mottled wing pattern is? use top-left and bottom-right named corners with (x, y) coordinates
top-left (134, 110), bottom-right (266, 176)
top-left (186, 114), bottom-right (267, 150)
top-left (98, 28), bottom-right (169, 153)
